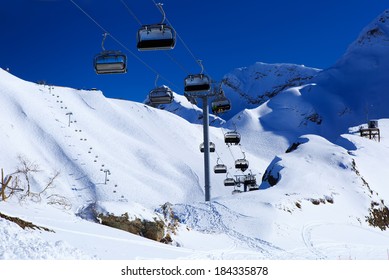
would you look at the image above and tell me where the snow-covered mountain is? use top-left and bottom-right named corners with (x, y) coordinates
top-left (221, 62), bottom-right (321, 120)
top-left (1, 10), bottom-right (389, 260)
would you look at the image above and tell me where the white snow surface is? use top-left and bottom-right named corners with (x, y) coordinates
top-left (1, 10), bottom-right (389, 260)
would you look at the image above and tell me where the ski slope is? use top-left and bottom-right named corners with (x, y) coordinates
top-left (1, 10), bottom-right (389, 260)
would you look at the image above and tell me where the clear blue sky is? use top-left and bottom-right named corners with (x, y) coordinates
top-left (1, 0), bottom-right (387, 103)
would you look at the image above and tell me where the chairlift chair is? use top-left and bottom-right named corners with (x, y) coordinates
top-left (211, 96), bottom-right (231, 114)
top-left (137, 24), bottom-right (176, 51)
top-left (214, 164), bottom-right (227, 174)
top-left (224, 177), bottom-right (236, 187)
top-left (184, 74), bottom-right (211, 93)
top-left (244, 174), bottom-right (257, 186)
top-left (94, 51), bottom-right (127, 74)
top-left (148, 86), bottom-right (174, 105)
top-left (200, 142), bottom-right (215, 153)
top-left (224, 131), bottom-right (241, 145)
top-left (235, 158), bottom-right (249, 172)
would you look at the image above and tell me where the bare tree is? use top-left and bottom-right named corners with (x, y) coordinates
top-left (9, 156), bottom-right (60, 202)
top-left (1, 168), bottom-right (13, 201)
top-left (0, 169), bottom-right (23, 202)
top-left (13, 155), bottom-right (40, 197)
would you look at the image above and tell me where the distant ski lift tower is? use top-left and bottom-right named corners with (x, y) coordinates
top-left (103, 169), bottom-right (111, 184)
top-left (66, 112), bottom-right (73, 127)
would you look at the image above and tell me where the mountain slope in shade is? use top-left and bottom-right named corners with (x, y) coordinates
top-left (144, 90), bottom-right (225, 126)
top-left (221, 62), bottom-right (321, 120)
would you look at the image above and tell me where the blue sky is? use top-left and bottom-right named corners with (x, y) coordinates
top-left (1, 0), bottom-right (387, 103)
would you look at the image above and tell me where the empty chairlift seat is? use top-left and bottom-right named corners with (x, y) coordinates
top-left (224, 131), bottom-right (241, 145)
top-left (148, 86), bottom-right (174, 105)
top-left (200, 142), bottom-right (215, 153)
top-left (235, 158), bottom-right (249, 172)
top-left (94, 51), bottom-right (127, 74)
top-left (184, 74), bottom-right (211, 93)
top-left (224, 177), bottom-right (236, 187)
top-left (137, 24), bottom-right (176, 51)
top-left (214, 164), bottom-right (227, 174)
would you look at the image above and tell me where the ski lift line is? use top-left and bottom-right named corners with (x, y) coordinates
top-left (239, 143), bottom-right (246, 158)
top-left (164, 52), bottom-right (191, 74)
top-left (121, 0), bottom-right (212, 79)
top-left (119, 0), bottom-right (188, 75)
top-left (69, 0), bottom-right (179, 89)
top-left (220, 122), bottom-right (246, 165)
top-left (149, 0), bottom-right (212, 78)
top-left (214, 150), bottom-right (226, 166)
top-left (69, 0), bottom-right (108, 34)
top-left (119, 0), bottom-right (143, 26)
top-left (220, 126), bottom-right (237, 162)
top-left (111, 36), bottom-right (177, 86)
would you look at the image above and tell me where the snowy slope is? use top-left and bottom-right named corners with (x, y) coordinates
top-left (2, 10), bottom-right (389, 260)
top-left (256, 10), bottom-right (389, 141)
top-left (221, 62), bottom-right (321, 120)
top-left (0, 69), bottom-right (207, 211)
top-left (0, 67), bottom-right (267, 259)
top-left (144, 91), bottom-right (225, 126)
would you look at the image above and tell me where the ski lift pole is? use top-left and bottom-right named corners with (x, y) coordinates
top-left (66, 112), bottom-right (73, 127)
top-left (103, 169), bottom-right (110, 184)
top-left (202, 96), bottom-right (211, 202)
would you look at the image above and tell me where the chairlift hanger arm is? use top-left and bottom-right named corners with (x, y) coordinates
top-left (156, 3), bottom-right (166, 24)
top-left (101, 32), bottom-right (109, 51)
top-left (197, 60), bottom-right (204, 74)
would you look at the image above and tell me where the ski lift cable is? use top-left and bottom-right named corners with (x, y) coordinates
top-left (223, 125), bottom-right (250, 172)
top-left (119, 0), bottom-right (143, 26)
top-left (219, 126), bottom-right (237, 162)
top-left (149, 0), bottom-right (212, 78)
top-left (238, 143), bottom-right (246, 158)
top-left (69, 0), bottom-right (179, 89)
top-left (164, 52), bottom-right (191, 74)
top-left (119, 0), bottom-right (191, 75)
top-left (69, 0), bottom-right (109, 34)
top-left (215, 150), bottom-right (225, 165)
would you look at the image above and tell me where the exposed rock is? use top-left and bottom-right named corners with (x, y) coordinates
top-left (97, 212), bottom-right (165, 242)
top-left (0, 211), bottom-right (53, 232)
